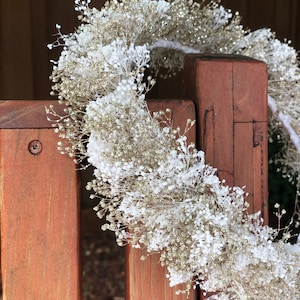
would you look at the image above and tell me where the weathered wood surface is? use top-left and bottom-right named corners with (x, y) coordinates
top-left (0, 100), bottom-right (81, 299)
top-left (126, 99), bottom-right (197, 300)
top-left (184, 54), bottom-right (268, 298)
top-left (184, 54), bottom-right (268, 218)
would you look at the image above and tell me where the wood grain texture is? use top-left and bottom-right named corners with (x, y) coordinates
top-left (126, 99), bottom-right (197, 300)
top-left (184, 54), bottom-right (268, 300)
top-left (0, 128), bottom-right (81, 300)
top-left (126, 248), bottom-right (196, 300)
top-left (184, 54), bottom-right (268, 217)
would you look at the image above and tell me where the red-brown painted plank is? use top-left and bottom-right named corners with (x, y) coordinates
top-left (184, 54), bottom-right (268, 215)
top-left (252, 121), bottom-right (269, 220)
top-left (126, 99), bottom-right (197, 300)
top-left (0, 128), bottom-right (81, 299)
top-left (234, 122), bottom-right (254, 210)
top-left (194, 59), bottom-right (234, 186)
top-left (232, 60), bottom-right (268, 218)
top-left (233, 121), bottom-right (268, 218)
top-left (126, 248), bottom-right (195, 300)
top-left (147, 99), bottom-right (196, 145)
top-left (233, 61), bottom-right (268, 122)
top-left (184, 55), bottom-right (268, 299)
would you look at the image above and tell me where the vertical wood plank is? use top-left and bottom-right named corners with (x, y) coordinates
top-left (184, 55), bottom-right (268, 300)
top-left (232, 60), bottom-right (268, 218)
top-left (0, 128), bottom-right (81, 300)
top-left (184, 54), bottom-right (268, 216)
top-left (252, 121), bottom-right (269, 218)
top-left (195, 60), bottom-right (234, 186)
top-left (233, 123), bottom-right (254, 209)
top-left (234, 121), bottom-right (268, 216)
top-left (125, 100), bottom-right (197, 300)
top-left (232, 61), bottom-right (268, 123)
top-left (126, 248), bottom-right (195, 300)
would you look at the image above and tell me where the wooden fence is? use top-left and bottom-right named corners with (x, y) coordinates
top-left (0, 55), bottom-right (268, 299)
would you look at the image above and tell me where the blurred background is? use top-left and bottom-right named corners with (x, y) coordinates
top-left (1, 0), bottom-right (299, 299)
top-left (0, 0), bottom-right (299, 100)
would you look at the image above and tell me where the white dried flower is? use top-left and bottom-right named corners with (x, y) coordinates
top-left (48, 0), bottom-right (300, 298)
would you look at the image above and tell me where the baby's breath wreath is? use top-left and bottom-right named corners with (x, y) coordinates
top-left (47, 0), bottom-right (300, 298)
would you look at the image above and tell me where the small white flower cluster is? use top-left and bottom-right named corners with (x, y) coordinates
top-left (48, 0), bottom-right (300, 298)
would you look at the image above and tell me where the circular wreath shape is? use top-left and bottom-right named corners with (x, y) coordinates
top-left (48, 0), bottom-right (300, 299)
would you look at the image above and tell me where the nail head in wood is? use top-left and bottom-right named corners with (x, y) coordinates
top-left (28, 140), bottom-right (43, 155)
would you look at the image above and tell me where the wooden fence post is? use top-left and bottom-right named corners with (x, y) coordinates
top-left (184, 54), bottom-right (269, 219)
top-left (0, 101), bottom-right (81, 300)
top-left (125, 99), bottom-right (197, 300)
top-left (184, 54), bottom-right (268, 298)
top-left (126, 55), bottom-right (268, 300)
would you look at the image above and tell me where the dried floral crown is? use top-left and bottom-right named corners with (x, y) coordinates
top-left (48, 0), bottom-right (300, 298)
